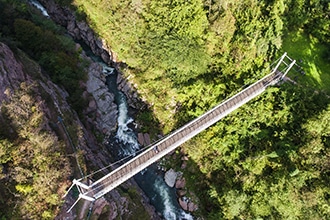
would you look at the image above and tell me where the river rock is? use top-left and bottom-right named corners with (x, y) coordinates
top-left (188, 202), bottom-right (198, 212)
top-left (181, 161), bottom-right (187, 169)
top-left (178, 197), bottom-right (198, 212)
top-left (178, 197), bottom-right (188, 211)
top-left (181, 155), bottom-right (189, 161)
top-left (143, 133), bottom-right (151, 146)
top-left (86, 62), bottom-right (118, 135)
top-left (177, 189), bottom-right (187, 197)
top-left (137, 133), bottom-right (151, 146)
top-left (175, 177), bottom-right (186, 189)
top-left (138, 133), bottom-right (144, 146)
top-left (88, 99), bottom-right (97, 112)
top-left (164, 168), bottom-right (177, 188)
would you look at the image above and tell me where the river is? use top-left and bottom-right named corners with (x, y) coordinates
top-left (29, 1), bottom-right (193, 219)
top-left (104, 69), bottom-right (193, 219)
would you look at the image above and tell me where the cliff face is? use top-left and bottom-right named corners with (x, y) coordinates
top-left (0, 42), bottom-right (94, 215)
top-left (38, 0), bottom-right (113, 65)
top-left (0, 41), bottom-right (159, 219)
top-left (38, 0), bottom-right (147, 111)
top-left (0, 43), bottom-right (32, 102)
top-left (0, 42), bottom-right (100, 170)
top-left (0, 42), bottom-right (74, 218)
top-left (0, 0), bottom-right (159, 218)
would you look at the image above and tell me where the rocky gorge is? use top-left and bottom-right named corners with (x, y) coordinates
top-left (37, 0), bottom-right (145, 112)
top-left (0, 37), bottom-right (162, 219)
top-left (27, 0), bottom-right (199, 218)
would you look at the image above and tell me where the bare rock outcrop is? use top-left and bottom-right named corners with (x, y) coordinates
top-left (0, 43), bottom-right (32, 102)
top-left (164, 168), bottom-right (178, 188)
top-left (86, 62), bottom-right (118, 136)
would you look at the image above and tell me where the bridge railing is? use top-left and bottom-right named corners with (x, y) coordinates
top-left (82, 70), bottom-right (283, 200)
top-left (65, 53), bottom-right (296, 212)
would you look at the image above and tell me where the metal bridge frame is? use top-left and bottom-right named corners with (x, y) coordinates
top-left (64, 53), bottom-right (296, 212)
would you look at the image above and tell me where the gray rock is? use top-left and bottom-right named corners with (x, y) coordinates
top-left (88, 99), bottom-right (96, 110)
top-left (0, 43), bottom-right (31, 102)
top-left (181, 161), bottom-right (187, 169)
top-left (143, 133), bottom-right (151, 146)
top-left (177, 189), bottom-right (187, 197)
top-left (178, 197), bottom-right (188, 211)
top-left (101, 52), bottom-right (111, 64)
top-left (138, 133), bottom-right (144, 146)
top-left (188, 202), bottom-right (198, 212)
top-left (96, 38), bottom-right (103, 49)
top-left (67, 19), bottom-right (76, 34)
top-left (76, 21), bottom-right (89, 32)
top-left (86, 62), bottom-right (118, 135)
top-left (175, 177), bottom-right (186, 189)
top-left (164, 169), bottom-right (177, 188)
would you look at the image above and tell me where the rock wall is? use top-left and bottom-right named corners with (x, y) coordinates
top-left (0, 43), bottom-right (32, 102)
top-left (38, 0), bottom-right (147, 110)
top-left (85, 60), bottom-right (118, 136)
top-left (38, 0), bottom-right (113, 65)
top-left (0, 41), bottom-right (159, 219)
top-left (117, 72), bottom-right (147, 110)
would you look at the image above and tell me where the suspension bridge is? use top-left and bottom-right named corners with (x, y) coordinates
top-left (64, 53), bottom-right (297, 211)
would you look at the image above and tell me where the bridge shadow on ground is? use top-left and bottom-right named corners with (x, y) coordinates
top-left (179, 82), bottom-right (329, 218)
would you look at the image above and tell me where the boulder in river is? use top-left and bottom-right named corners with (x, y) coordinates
top-left (164, 168), bottom-right (177, 188)
top-left (86, 62), bottom-right (118, 136)
top-left (138, 133), bottom-right (144, 146)
top-left (143, 133), bottom-right (151, 146)
top-left (178, 197), bottom-right (198, 212)
top-left (175, 177), bottom-right (186, 189)
top-left (178, 197), bottom-right (188, 211)
top-left (137, 133), bottom-right (151, 146)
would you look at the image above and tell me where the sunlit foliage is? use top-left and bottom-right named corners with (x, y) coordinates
top-left (0, 83), bottom-right (71, 219)
top-left (68, 0), bottom-right (330, 218)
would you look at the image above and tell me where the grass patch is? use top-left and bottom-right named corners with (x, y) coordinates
top-left (281, 30), bottom-right (330, 94)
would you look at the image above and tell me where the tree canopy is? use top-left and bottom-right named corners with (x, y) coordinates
top-left (70, 0), bottom-right (330, 218)
top-left (0, 0), bottom-right (329, 219)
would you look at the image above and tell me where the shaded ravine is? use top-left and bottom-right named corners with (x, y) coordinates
top-left (105, 72), bottom-right (193, 219)
top-left (29, 1), bottom-right (193, 219)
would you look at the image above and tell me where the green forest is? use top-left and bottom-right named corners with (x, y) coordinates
top-left (69, 0), bottom-right (330, 219)
top-left (0, 1), bottom-right (85, 218)
top-left (0, 0), bottom-right (329, 219)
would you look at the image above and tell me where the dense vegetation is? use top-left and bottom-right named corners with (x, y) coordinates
top-left (0, 1), bottom-right (85, 218)
top-left (69, 0), bottom-right (330, 219)
top-left (0, 82), bottom-right (71, 219)
top-left (0, 0), bottom-right (328, 219)
top-left (0, 0), bottom-right (88, 114)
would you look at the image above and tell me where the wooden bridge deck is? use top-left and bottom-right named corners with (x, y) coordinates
top-left (76, 70), bottom-right (283, 201)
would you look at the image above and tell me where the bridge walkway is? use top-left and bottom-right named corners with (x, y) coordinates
top-left (65, 52), bottom-right (296, 210)
top-left (78, 71), bottom-right (282, 201)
